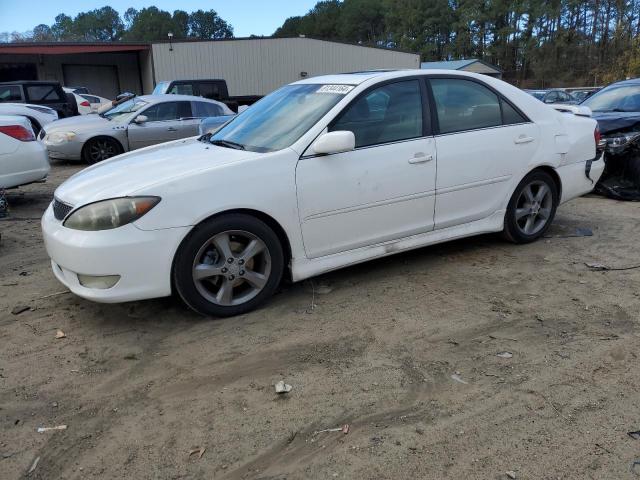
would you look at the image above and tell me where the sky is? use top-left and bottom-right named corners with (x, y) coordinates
top-left (0, 0), bottom-right (319, 37)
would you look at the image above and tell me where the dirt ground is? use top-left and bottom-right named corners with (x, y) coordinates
top-left (1, 161), bottom-right (640, 480)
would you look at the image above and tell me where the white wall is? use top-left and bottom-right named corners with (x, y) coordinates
top-left (151, 37), bottom-right (420, 96)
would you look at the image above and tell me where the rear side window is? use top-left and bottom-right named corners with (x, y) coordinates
top-left (168, 83), bottom-right (194, 95)
top-left (501, 100), bottom-right (528, 125)
top-left (431, 79), bottom-right (502, 134)
top-left (192, 101), bottom-right (223, 117)
top-left (0, 85), bottom-right (22, 102)
top-left (25, 85), bottom-right (64, 102)
top-left (81, 95), bottom-right (101, 104)
top-left (331, 80), bottom-right (423, 148)
top-left (198, 82), bottom-right (222, 100)
top-left (143, 101), bottom-right (192, 122)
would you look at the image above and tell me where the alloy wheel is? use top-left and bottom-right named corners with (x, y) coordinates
top-left (515, 180), bottom-right (553, 236)
top-left (191, 230), bottom-right (272, 307)
top-left (88, 139), bottom-right (117, 162)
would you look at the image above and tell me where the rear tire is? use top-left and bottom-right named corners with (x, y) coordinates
top-left (503, 170), bottom-right (559, 244)
top-left (173, 214), bottom-right (284, 317)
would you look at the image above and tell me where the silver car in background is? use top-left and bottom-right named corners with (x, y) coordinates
top-left (40, 94), bottom-right (234, 163)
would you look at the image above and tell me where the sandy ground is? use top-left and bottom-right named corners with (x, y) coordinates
top-left (1, 161), bottom-right (640, 480)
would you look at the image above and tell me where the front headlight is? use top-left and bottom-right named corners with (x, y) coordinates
top-left (605, 132), bottom-right (640, 149)
top-left (45, 131), bottom-right (76, 145)
top-left (63, 197), bottom-right (161, 231)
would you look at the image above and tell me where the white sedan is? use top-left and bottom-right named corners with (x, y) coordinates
top-left (42, 70), bottom-right (604, 316)
top-left (0, 103), bottom-right (58, 135)
top-left (0, 115), bottom-right (50, 189)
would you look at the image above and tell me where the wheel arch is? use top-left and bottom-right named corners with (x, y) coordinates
top-left (531, 165), bottom-right (562, 200)
top-left (171, 208), bottom-right (294, 286)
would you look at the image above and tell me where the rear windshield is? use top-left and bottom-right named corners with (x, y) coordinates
top-left (25, 85), bottom-right (64, 102)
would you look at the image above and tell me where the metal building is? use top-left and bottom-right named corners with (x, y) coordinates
top-left (0, 37), bottom-right (420, 99)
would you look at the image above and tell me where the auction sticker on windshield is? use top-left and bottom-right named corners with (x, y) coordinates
top-left (317, 85), bottom-right (355, 94)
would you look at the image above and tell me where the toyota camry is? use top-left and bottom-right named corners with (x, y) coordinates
top-left (42, 70), bottom-right (604, 316)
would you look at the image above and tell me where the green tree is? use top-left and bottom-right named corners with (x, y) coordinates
top-left (72, 7), bottom-right (124, 41)
top-left (188, 9), bottom-right (233, 39)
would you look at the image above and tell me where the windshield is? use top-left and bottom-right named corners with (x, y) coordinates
top-left (152, 82), bottom-right (169, 95)
top-left (210, 84), bottom-right (351, 152)
top-left (582, 84), bottom-right (640, 112)
top-left (102, 98), bottom-right (148, 122)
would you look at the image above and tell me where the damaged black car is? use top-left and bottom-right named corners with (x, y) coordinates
top-left (582, 78), bottom-right (640, 200)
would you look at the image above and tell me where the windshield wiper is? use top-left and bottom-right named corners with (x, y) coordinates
top-left (210, 139), bottom-right (245, 150)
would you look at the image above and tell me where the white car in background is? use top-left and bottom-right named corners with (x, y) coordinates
top-left (0, 115), bottom-right (50, 189)
top-left (42, 70), bottom-right (604, 317)
top-left (0, 103), bottom-right (58, 135)
top-left (79, 93), bottom-right (112, 113)
top-left (63, 88), bottom-right (92, 115)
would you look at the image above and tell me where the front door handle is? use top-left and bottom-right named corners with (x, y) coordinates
top-left (514, 136), bottom-right (534, 145)
top-left (408, 152), bottom-right (433, 164)
top-left (167, 127), bottom-right (178, 132)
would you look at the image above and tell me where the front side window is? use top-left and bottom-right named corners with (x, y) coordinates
top-left (0, 85), bottom-right (22, 102)
top-left (545, 91), bottom-right (559, 103)
top-left (210, 84), bottom-right (348, 153)
top-left (143, 101), bottom-right (191, 122)
top-left (331, 80), bottom-right (423, 148)
top-left (26, 85), bottom-right (63, 102)
top-left (431, 79), bottom-right (502, 134)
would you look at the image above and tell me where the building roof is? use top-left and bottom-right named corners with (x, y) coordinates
top-left (0, 42), bottom-right (149, 55)
top-left (421, 59), bottom-right (501, 73)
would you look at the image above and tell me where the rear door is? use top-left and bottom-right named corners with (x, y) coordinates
top-left (127, 101), bottom-right (191, 150)
top-left (429, 77), bottom-right (539, 229)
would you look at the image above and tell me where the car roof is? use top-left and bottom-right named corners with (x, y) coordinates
top-left (139, 94), bottom-right (223, 103)
top-left (292, 69), bottom-right (514, 87)
top-left (605, 78), bottom-right (640, 87)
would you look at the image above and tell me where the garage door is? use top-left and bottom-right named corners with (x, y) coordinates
top-left (62, 65), bottom-right (120, 99)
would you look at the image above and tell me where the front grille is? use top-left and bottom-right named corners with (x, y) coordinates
top-left (53, 198), bottom-right (73, 221)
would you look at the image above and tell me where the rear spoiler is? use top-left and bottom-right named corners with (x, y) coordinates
top-left (552, 104), bottom-right (592, 117)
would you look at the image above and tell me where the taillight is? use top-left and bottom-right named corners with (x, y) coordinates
top-left (594, 127), bottom-right (602, 145)
top-left (80, 100), bottom-right (90, 107)
top-left (0, 125), bottom-right (35, 142)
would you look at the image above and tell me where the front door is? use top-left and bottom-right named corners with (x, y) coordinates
top-left (429, 77), bottom-right (540, 229)
top-left (296, 79), bottom-right (437, 258)
top-left (127, 101), bottom-right (192, 150)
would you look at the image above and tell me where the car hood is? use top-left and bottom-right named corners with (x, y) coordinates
top-left (44, 114), bottom-right (113, 134)
top-left (591, 111), bottom-right (640, 135)
top-left (55, 138), bottom-right (263, 206)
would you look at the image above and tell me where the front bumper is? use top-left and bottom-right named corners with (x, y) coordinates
top-left (40, 138), bottom-right (83, 161)
top-left (41, 204), bottom-right (190, 303)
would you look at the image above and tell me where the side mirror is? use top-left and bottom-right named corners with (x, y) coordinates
top-left (134, 115), bottom-right (148, 124)
top-left (312, 131), bottom-right (355, 155)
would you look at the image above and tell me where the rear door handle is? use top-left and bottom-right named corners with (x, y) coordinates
top-left (408, 152), bottom-right (433, 164)
top-left (514, 136), bottom-right (534, 145)
top-left (167, 127), bottom-right (178, 132)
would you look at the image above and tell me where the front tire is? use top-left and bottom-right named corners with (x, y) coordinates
top-left (503, 170), bottom-right (559, 243)
top-left (173, 214), bottom-right (284, 317)
top-left (82, 137), bottom-right (121, 164)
